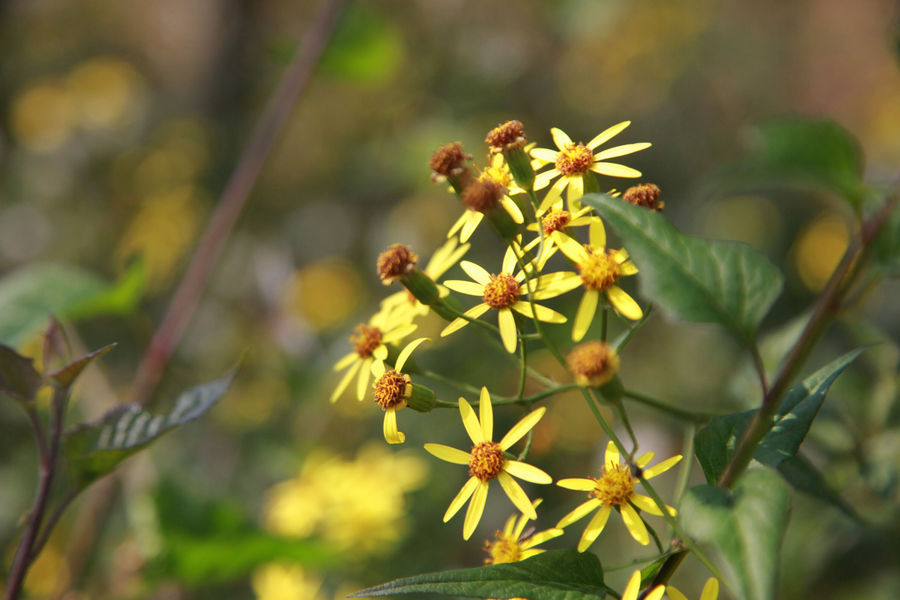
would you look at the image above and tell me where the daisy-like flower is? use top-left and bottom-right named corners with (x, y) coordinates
top-left (525, 205), bottom-right (597, 259)
top-left (557, 441), bottom-right (681, 549)
top-left (424, 387), bottom-right (552, 540)
top-left (483, 499), bottom-right (563, 565)
top-left (330, 309), bottom-right (417, 403)
top-left (621, 570), bottom-right (665, 600)
top-left (553, 219), bottom-right (642, 340)
top-left (440, 245), bottom-right (577, 353)
top-left (531, 123), bottom-right (650, 213)
top-left (447, 167), bottom-right (525, 243)
top-left (370, 337), bottom-right (432, 445)
top-left (667, 578), bottom-right (719, 600)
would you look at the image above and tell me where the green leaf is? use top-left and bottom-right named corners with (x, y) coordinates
top-left (47, 343), bottom-right (116, 390)
top-left (681, 469), bottom-right (790, 600)
top-left (776, 454), bottom-right (859, 521)
top-left (0, 261), bottom-right (145, 347)
top-left (62, 372), bottom-right (233, 493)
top-left (581, 194), bottom-right (783, 344)
top-left (319, 5), bottom-right (403, 83)
top-left (0, 345), bottom-right (42, 403)
top-left (351, 550), bottom-right (608, 599)
top-left (694, 409), bottom-right (754, 484)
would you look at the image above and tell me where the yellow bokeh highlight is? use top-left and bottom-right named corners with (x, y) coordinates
top-left (281, 260), bottom-right (365, 332)
top-left (252, 563), bottom-right (322, 600)
top-left (263, 444), bottom-right (427, 554)
top-left (10, 79), bottom-right (76, 153)
top-left (793, 214), bottom-right (849, 292)
top-left (24, 544), bottom-right (70, 598)
top-left (67, 56), bottom-right (143, 130)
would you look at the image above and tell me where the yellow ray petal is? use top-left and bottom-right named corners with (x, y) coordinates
top-left (621, 570), bottom-right (642, 600)
top-left (443, 280), bottom-right (485, 296)
top-left (460, 260), bottom-right (492, 285)
top-left (607, 285), bottom-right (643, 320)
top-left (642, 454), bottom-right (683, 479)
top-left (441, 303), bottom-right (491, 337)
top-left (630, 494), bottom-right (664, 516)
top-left (587, 121), bottom-right (630, 151)
top-left (499, 407), bottom-right (546, 450)
top-left (589, 219), bottom-right (606, 249)
top-left (511, 512), bottom-right (530, 539)
top-left (572, 289), bottom-right (599, 342)
top-left (424, 443), bottom-right (472, 464)
top-left (463, 480), bottom-right (489, 540)
top-left (458, 396), bottom-right (485, 444)
top-left (530, 148), bottom-right (559, 163)
top-left (701, 578), bottom-right (720, 600)
top-left (355, 358), bottom-right (372, 400)
top-left (604, 441), bottom-right (620, 469)
top-left (511, 301), bottom-right (567, 324)
top-left (557, 478), bottom-right (595, 491)
top-left (531, 271), bottom-right (583, 299)
top-left (568, 174), bottom-right (584, 204)
top-left (383, 408), bottom-right (405, 444)
top-left (384, 322), bottom-right (418, 343)
top-left (537, 176), bottom-right (567, 214)
top-left (444, 476), bottom-right (479, 522)
top-left (371, 359), bottom-right (386, 378)
top-left (645, 586), bottom-right (666, 600)
top-left (590, 162), bottom-right (641, 178)
top-left (372, 344), bottom-right (389, 361)
top-left (556, 499), bottom-right (602, 528)
top-left (447, 211), bottom-right (468, 239)
top-left (501, 196), bottom-right (524, 224)
top-left (396, 337), bottom-right (429, 372)
top-left (330, 360), bottom-right (360, 403)
top-left (620, 503), bottom-right (650, 545)
top-left (502, 245), bottom-right (519, 275)
top-left (460, 211), bottom-right (483, 243)
top-left (533, 168), bottom-right (559, 191)
top-left (636, 452), bottom-right (655, 468)
top-left (333, 351), bottom-right (358, 371)
top-left (503, 514), bottom-right (519, 538)
top-left (592, 142), bottom-right (652, 161)
top-left (620, 261), bottom-right (639, 276)
top-left (577, 504), bottom-right (612, 552)
top-left (550, 127), bottom-right (573, 150)
top-left (666, 586), bottom-right (690, 600)
top-left (555, 231), bottom-right (590, 263)
top-left (497, 471), bottom-right (536, 519)
top-left (498, 308), bottom-right (518, 353)
top-left (503, 460), bottom-right (552, 484)
top-left (521, 528), bottom-right (564, 550)
top-left (479, 386), bottom-right (493, 441)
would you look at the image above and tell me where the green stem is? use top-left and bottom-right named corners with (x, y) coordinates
top-left (600, 308), bottom-right (608, 342)
top-left (432, 383), bottom-right (581, 408)
top-left (517, 325), bottom-right (528, 402)
top-left (612, 304), bottom-right (653, 351)
top-left (622, 389), bottom-right (714, 423)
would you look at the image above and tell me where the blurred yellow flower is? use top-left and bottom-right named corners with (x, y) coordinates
top-left (793, 214), bottom-right (848, 292)
top-left (252, 563), bottom-right (321, 600)
top-left (10, 79), bottom-right (75, 153)
top-left (67, 56), bottom-right (143, 130)
top-left (483, 499), bottom-right (563, 565)
top-left (282, 259), bottom-right (366, 331)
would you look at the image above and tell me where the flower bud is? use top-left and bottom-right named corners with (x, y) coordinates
top-left (486, 120), bottom-right (534, 190)
top-left (377, 244), bottom-right (419, 285)
top-left (566, 341), bottom-right (620, 387)
top-left (430, 142), bottom-right (474, 195)
top-left (622, 183), bottom-right (664, 211)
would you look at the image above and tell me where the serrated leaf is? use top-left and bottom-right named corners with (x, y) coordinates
top-left (0, 345), bottom-right (43, 403)
top-left (62, 372), bottom-right (233, 493)
top-left (0, 261), bottom-right (145, 347)
top-left (351, 550), bottom-right (608, 600)
top-left (681, 469), bottom-right (790, 600)
top-left (48, 343), bottom-right (116, 389)
top-left (581, 194), bottom-right (783, 345)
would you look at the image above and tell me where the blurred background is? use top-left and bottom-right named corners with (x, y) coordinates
top-left (1, 0), bottom-right (899, 598)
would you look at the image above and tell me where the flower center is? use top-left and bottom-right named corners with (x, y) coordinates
top-left (486, 120), bottom-right (527, 152)
top-left (350, 324), bottom-right (383, 358)
top-left (469, 441), bottom-right (505, 481)
top-left (578, 248), bottom-right (620, 291)
top-left (566, 341), bottom-right (620, 387)
top-left (542, 210), bottom-right (571, 236)
top-left (555, 143), bottom-right (593, 176)
top-left (377, 244), bottom-right (418, 285)
top-left (591, 463), bottom-right (635, 506)
top-left (479, 163), bottom-right (512, 188)
top-left (484, 532), bottom-right (522, 565)
top-left (482, 273), bottom-right (521, 309)
top-left (372, 369), bottom-right (411, 410)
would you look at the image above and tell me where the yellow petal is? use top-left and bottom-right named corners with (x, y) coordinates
top-left (459, 396), bottom-right (484, 444)
top-left (666, 586), bottom-right (690, 600)
top-left (567, 174), bottom-right (584, 205)
top-left (503, 514), bottom-right (519, 538)
top-left (557, 478), bottom-right (595, 491)
top-left (441, 303), bottom-right (490, 336)
top-left (531, 147), bottom-right (559, 163)
top-left (444, 476), bottom-right (479, 522)
top-left (447, 211), bottom-right (468, 239)
top-left (384, 322), bottom-right (417, 343)
top-left (501, 196), bottom-right (524, 224)
top-left (498, 308), bottom-right (518, 353)
top-left (607, 285), bottom-right (643, 320)
top-left (636, 452), bottom-right (655, 468)
top-left (497, 471), bottom-right (536, 519)
top-left (460, 260), bottom-right (492, 285)
top-left (511, 301), bottom-right (567, 324)
top-left (330, 360), bottom-right (360, 403)
top-left (577, 504), bottom-right (612, 552)
top-left (333, 351), bottom-right (358, 371)
top-left (443, 280), bottom-right (485, 296)
top-left (620, 260), bottom-right (639, 276)
top-left (502, 244), bottom-right (519, 275)
top-left (556, 499), bottom-right (602, 528)
top-left (587, 121), bottom-right (630, 150)
top-left (645, 586), bottom-right (666, 600)
top-left (424, 443), bottom-right (472, 464)
top-left (590, 162), bottom-right (641, 178)
top-left (621, 570), bottom-right (642, 600)
top-left (643, 454), bottom-right (683, 479)
top-left (511, 513), bottom-right (530, 539)
top-left (383, 409), bottom-right (405, 444)
top-left (503, 460), bottom-right (552, 484)
top-left (499, 406), bottom-right (546, 450)
top-left (537, 176), bottom-right (567, 214)
top-left (550, 127), bottom-right (573, 150)
top-left (372, 344), bottom-right (389, 360)
top-left (531, 272), bottom-right (583, 299)
top-left (371, 359), bottom-right (385, 378)
top-left (463, 480), bottom-right (489, 540)
top-left (555, 232), bottom-right (590, 263)
top-left (519, 548), bottom-right (545, 560)
top-left (572, 289), bottom-right (599, 342)
top-left (355, 358), bottom-right (372, 400)
top-left (620, 503), bottom-right (650, 545)
top-left (533, 168), bottom-right (559, 191)
top-left (460, 211), bottom-right (483, 243)
top-left (589, 219), bottom-right (606, 249)
top-left (604, 440), bottom-right (620, 469)
top-left (395, 337), bottom-right (429, 372)
top-left (701, 578), bottom-right (720, 600)
top-left (479, 386), bottom-right (493, 442)
top-left (521, 528), bottom-right (564, 550)
top-left (592, 142), bottom-right (652, 161)
top-left (630, 494), bottom-right (664, 516)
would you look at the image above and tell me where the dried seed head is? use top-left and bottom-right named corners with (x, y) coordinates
top-left (462, 179), bottom-right (505, 213)
top-left (430, 142), bottom-right (473, 189)
top-left (486, 120), bottom-right (527, 153)
top-left (566, 341), bottom-right (620, 387)
top-left (622, 183), bottom-right (664, 211)
top-left (377, 244), bottom-right (419, 285)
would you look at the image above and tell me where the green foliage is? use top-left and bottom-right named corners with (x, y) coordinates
top-left (0, 345), bottom-right (42, 403)
top-left (319, 5), bottom-right (403, 83)
top-left (0, 260), bottom-right (145, 347)
top-left (874, 204), bottom-right (900, 274)
top-left (581, 194), bottom-right (783, 345)
top-left (62, 372), bottom-right (233, 494)
top-left (353, 550), bottom-right (609, 599)
top-left (681, 469), bottom-right (790, 600)
top-left (46, 343), bottom-right (116, 389)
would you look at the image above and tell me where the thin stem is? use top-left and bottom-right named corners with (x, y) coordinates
top-left (421, 370), bottom-right (482, 397)
top-left (517, 327), bottom-right (528, 402)
top-left (605, 550), bottom-right (675, 572)
top-left (517, 429), bottom-right (534, 461)
top-left (24, 407), bottom-right (48, 463)
top-left (432, 383), bottom-right (580, 408)
top-left (622, 389), bottom-right (714, 423)
top-left (612, 304), bottom-right (653, 351)
top-left (600, 308), bottom-right (608, 342)
top-left (129, 0), bottom-right (351, 406)
top-left (30, 491), bottom-right (77, 560)
top-left (673, 424), bottom-right (695, 503)
top-left (749, 345), bottom-right (769, 396)
top-left (612, 396), bottom-right (639, 453)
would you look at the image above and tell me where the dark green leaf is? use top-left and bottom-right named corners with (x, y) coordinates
top-left (873, 204), bottom-right (900, 274)
top-left (0, 345), bottom-right (42, 403)
top-left (681, 469), bottom-right (790, 600)
top-left (48, 343), bottom-right (116, 390)
top-left (694, 409), bottom-right (754, 484)
top-left (351, 550), bottom-right (608, 599)
top-left (582, 194), bottom-right (783, 345)
top-left (777, 454), bottom-right (859, 521)
top-left (62, 372), bottom-right (233, 493)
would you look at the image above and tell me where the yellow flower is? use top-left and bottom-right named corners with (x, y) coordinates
top-left (525, 205), bottom-right (597, 258)
top-left (252, 563), bottom-right (322, 600)
top-left (557, 441), bottom-right (681, 549)
top-left (532, 123), bottom-right (650, 212)
top-left (370, 337), bottom-right (431, 444)
top-left (440, 246), bottom-right (578, 353)
top-left (425, 387), bottom-right (552, 540)
top-left (552, 219), bottom-right (643, 340)
top-left (667, 578), bottom-right (719, 600)
top-left (483, 499), bottom-right (563, 565)
top-left (331, 309), bottom-right (417, 403)
top-left (621, 570), bottom-right (665, 600)
top-left (447, 166), bottom-right (525, 243)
